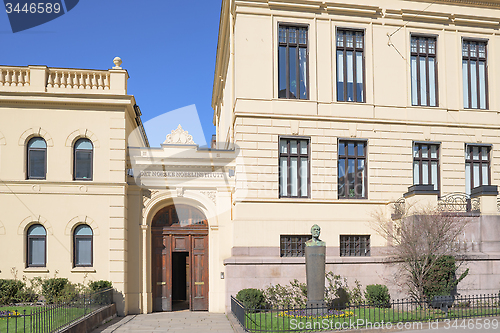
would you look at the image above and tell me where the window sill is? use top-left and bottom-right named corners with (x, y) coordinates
top-left (24, 268), bottom-right (49, 273)
top-left (71, 267), bottom-right (95, 273)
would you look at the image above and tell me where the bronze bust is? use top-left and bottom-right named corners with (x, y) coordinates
top-left (305, 224), bottom-right (326, 247)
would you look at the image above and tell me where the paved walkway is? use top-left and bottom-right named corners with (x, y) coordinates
top-left (91, 311), bottom-right (236, 333)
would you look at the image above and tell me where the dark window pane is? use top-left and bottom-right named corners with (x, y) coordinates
top-left (299, 48), bottom-right (307, 99)
top-left (75, 151), bottom-right (92, 179)
top-left (278, 46), bottom-right (287, 98)
top-left (338, 142), bottom-right (345, 156)
top-left (289, 47), bottom-right (297, 98)
top-left (348, 159), bottom-right (355, 197)
top-left (29, 238), bottom-right (45, 266)
top-left (29, 150), bottom-right (46, 178)
top-left (348, 143), bottom-right (355, 156)
top-left (76, 238), bottom-right (92, 266)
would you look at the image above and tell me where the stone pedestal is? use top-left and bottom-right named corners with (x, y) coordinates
top-left (305, 245), bottom-right (326, 308)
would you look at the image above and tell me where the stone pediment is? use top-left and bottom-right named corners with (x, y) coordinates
top-left (163, 124), bottom-right (195, 145)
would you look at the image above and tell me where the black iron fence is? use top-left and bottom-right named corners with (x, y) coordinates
top-left (0, 288), bottom-right (113, 333)
top-left (231, 293), bottom-right (500, 332)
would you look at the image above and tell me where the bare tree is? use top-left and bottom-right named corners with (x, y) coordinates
top-left (372, 203), bottom-right (470, 302)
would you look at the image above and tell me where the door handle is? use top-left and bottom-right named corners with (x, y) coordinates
top-left (156, 281), bottom-right (166, 285)
top-left (194, 282), bottom-right (204, 285)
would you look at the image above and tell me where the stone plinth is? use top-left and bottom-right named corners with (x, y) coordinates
top-left (305, 245), bottom-right (326, 308)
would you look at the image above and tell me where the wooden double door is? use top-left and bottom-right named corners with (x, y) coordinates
top-left (152, 229), bottom-right (208, 311)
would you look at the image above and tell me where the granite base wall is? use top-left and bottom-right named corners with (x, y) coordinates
top-left (224, 250), bottom-right (500, 312)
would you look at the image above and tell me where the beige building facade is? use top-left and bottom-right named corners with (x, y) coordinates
top-left (212, 0), bottom-right (500, 309)
top-left (2, 0), bottom-right (500, 317)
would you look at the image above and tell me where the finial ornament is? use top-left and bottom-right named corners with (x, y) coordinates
top-left (113, 57), bottom-right (122, 69)
top-left (163, 124), bottom-right (195, 145)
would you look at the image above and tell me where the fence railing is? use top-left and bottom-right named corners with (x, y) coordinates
top-left (0, 288), bottom-right (113, 333)
top-left (231, 293), bottom-right (500, 332)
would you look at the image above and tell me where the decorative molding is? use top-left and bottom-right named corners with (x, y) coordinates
top-left (64, 216), bottom-right (100, 236)
top-left (163, 125), bottom-right (195, 145)
top-left (17, 215), bottom-right (53, 235)
top-left (176, 187), bottom-right (185, 197)
top-left (18, 127), bottom-right (54, 146)
top-left (143, 190), bottom-right (160, 205)
top-left (201, 191), bottom-right (217, 206)
top-left (65, 129), bottom-right (100, 148)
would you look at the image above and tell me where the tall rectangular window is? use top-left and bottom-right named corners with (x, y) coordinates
top-left (413, 143), bottom-right (440, 192)
top-left (279, 138), bottom-right (310, 198)
top-left (340, 235), bottom-right (370, 257)
top-left (278, 24), bottom-right (308, 99)
top-left (411, 36), bottom-right (438, 107)
top-left (463, 40), bottom-right (488, 109)
top-left (465, 145), bottom-right (490, 195)
top-left (338, 140), bottom-right (367, 199)
top-left (336, 29), bottom-right (364, 102)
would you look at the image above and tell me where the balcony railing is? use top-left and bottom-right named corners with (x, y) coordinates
top-left (437, 193), bottom-right (480, 213)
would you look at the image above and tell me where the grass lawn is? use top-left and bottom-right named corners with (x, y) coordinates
top-left (244, 306), bottom-right (500, 332)
top-left (0, 305), bottom-right (89, 333)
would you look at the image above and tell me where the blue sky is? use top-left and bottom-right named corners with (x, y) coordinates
top-left (0, 0), bottom-right (222, 147)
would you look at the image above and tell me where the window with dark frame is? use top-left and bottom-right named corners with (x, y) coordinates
top-left (280, 235), bottom-right (311, 257)
top-left (340, 235), bottom-right (370, 257)
top-left (279, 138), bottom-right (310, 198)
top-left (27, 224), bottom-right (46, 267)
top-left (462, 40), bottom-right (488, 109)
top-left (336, 29), bottom-right (365, 103)
top-left (465, 145), bottom-right (491, 195)
top-left (413, 143), bottom-right (440, 192)
top-left (338, 140), bottom-right (367, 199)
top-left (74, 224), bottom-right (93, 267)
top-left (278, 24), bottom-right (308, 99)
top-left (411, 36), bottom-right (438, 107)
top-left (27, 137), bottom-right (47, 179)
top-left (74, 138), bottom-right (93, 180)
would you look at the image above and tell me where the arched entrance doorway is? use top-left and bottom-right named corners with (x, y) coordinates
top-left (151, 204), bottom-right (208, 311)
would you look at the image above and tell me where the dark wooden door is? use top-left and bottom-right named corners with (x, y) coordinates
top-left (191, 235), bottom-right (208, 310)
top-left (152, 234), bottom-right (172, 311)
top-left (151, 204), bottom-right (209, 312)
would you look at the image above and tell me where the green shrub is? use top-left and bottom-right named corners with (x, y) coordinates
top-left (0, 279), bottom-right (25, 304)
top-left (88, 280), bottom-right (112, 292)
top-left (262, 279), bottom-right (307, 309)
top-left (365, 284), bottom-right (391, 308)
top-left (236, 288), bottom-right (266, 309)
top-left (423, 255), bottom-right (469, 301)
top-left (41, 278), bottom-right (70, 304)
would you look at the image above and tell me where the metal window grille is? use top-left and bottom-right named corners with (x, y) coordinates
top-left (340, 235), bottom-right (370, 256)
top-left (280, 235), bottom-right (311, 257)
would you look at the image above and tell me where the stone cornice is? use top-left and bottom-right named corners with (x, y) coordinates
top-left (407, 0), bottom-right (500, 9)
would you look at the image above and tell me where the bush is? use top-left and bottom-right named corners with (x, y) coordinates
top-left (41, 278), bottom-right (70, 304)
top-left (0, 279), bottom-right (26, 305)
top-left (262, 279), bottom-right (307, 309)
top-left (236, 288), bottom-right (266, 309)
top-left (89, 280), bottom-right (112, 292)
top-left (423, 255), bottom-right (469, 301)
top-left (365, 284), bottom-right (391, 308)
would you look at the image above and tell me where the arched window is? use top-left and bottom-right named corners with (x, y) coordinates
top-left (74, 225), bottom-right (93, 266)
top-left (74, 138), bottom-right (93, 180)
top-left (27, 137), bottom-right (47, 179)
top-left (27, 224), bottom-right (46, 267)
top-left (152, 204), bottom-right (207, 227)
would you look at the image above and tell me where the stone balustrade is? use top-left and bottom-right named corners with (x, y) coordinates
top-left (46, 69), bottom-right (110, 91)
top-left (0, 58), bottom-right (127, 95)
top-left (0, 67), bottom-right (31, 88)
